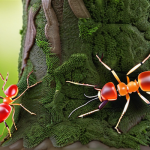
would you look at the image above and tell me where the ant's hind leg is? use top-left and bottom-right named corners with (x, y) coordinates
top-left (4, 121), bottom-right (11, 137)
top-left (11, 106), bottom-right (17, 130)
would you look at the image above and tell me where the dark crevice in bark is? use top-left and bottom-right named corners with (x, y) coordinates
top-left (25, 0), bottom-right (31, 12)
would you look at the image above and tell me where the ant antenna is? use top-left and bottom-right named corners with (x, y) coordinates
top-left (68, 96), bottom-right (98, 118)
top-left (84, 94), bottom-right (98, 98)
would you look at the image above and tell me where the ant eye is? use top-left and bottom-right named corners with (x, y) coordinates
top-left (4, 85), bottom-right (18, 98)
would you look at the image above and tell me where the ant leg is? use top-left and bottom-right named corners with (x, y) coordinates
top-left (115, 94), bottom-right (130, 134)
top-left (0, 72), bottom-right (9, 93)
top-left (0, 73), bottom-right (5, 81)
top-left (11, 106), bottom-right (17, 130)
top-left (10, 104), bottom-right (36, 115)
top-left (94, 87), bottom-right (101, 91)
top-left (0, 108), bottom-right (17, 139)
top-left (137, 90), bottom-right (150, 104)
top-left (12, 80), bottom-right (42, 102)
top-left (96, 55), bottom-right (121, 83)
top-left (127, 54), bottom-right (150, 76)
top-left (0, 125), bottom-right (5, 137)
top-left (4, 121), bottom-right (11, 137)
top-left (26, 70), bottom-right (33, 87)
top-left (78, 100), bottom-right (108, 118)
top-left (12, 71), bottom-right (42, 102)
top-left (26, 70), bottom-right (42, 88)
top-left (68, 97), bottom-right (99, 118)
top-left (78, 109), bottom-right (99, 118)
top-left (66, 81), bottom-right (101, 91)
top-left (126, 76), bottom-right (130, 84)
top-left (66, 81), bottom-right (97, 88)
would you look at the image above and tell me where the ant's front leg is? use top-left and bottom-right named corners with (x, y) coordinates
top-left (66, 81), bottom-right (97, 88)
top-left (127, 54), bottom-right (150, 76)
top-left (0, 72), bottom-right (9, 93)
top-left (96, 55), bottom-right (121, 83)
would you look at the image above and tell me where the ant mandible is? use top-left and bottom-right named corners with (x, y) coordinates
top-left (66, 54), bottom-right (150, 134)
top-left (0, 71), bottom-right (41, 138)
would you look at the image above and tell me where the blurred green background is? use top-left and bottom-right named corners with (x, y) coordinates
top-left (0, 0), bottom-right (22, 140)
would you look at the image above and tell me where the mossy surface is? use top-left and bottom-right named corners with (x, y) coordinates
top-left (3, 0), bottom-right (150, 149)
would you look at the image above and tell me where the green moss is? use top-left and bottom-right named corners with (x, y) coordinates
top-left (35, 7), bottom-right (47, 42)
top-left (83, 0), bottom-right (125, 23)
top-left (32, 3), bottom-right (40, 12)
top-left (35, 9), bottom-right (60, 75)
top-left (78, 18), bottom-right (101, 42)
top-left (19, 29), bottom-right (23, 35)
top-left (36, 40), bottom-right (50, 53)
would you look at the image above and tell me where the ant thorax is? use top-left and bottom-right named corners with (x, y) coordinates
top-left (117, 81), bottom-right (139, 96)
top-left (3, 97), bottom-right (13, 104)
top-left (127, 81), bottom-right (139, 94)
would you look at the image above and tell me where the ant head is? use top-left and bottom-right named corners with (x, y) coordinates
top-left (4, 85), bottom-right (18, 98)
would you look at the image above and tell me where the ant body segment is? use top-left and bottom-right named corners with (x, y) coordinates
top-left (66, 54), bottom-right (150, 133)
top-left (0, 71), bottom-right (41, 138)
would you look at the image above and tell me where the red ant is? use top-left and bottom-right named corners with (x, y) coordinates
top-left (66, 54), bottom-right (150, 134)
top-left (0, 71), bottom-right (41, 138)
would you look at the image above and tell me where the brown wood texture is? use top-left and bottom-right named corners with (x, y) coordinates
top-left (42, 0), bottom-right (61, 55)
top-left (68, 0), bottom-right (91, 18)
top-left (21, 6), bottom-right (41, 76)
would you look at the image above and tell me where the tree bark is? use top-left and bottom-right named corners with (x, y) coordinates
top-left (2, 0), bottom-right (150, 150)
